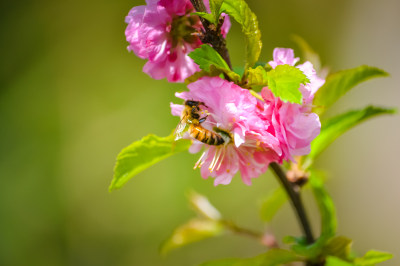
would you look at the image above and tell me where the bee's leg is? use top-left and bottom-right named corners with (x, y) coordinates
top-left (199, 115), bottom-right (208, 123)
top-left (199, 102), bottom-right (208, 108)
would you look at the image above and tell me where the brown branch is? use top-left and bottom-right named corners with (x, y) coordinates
top-left (270, 163), bottom-right (314, 244)
top-left (190, 0), bottom-right (232, 69)
top-left (270, 163), bottom-right (326, 266)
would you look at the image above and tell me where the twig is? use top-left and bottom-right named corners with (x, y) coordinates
top-left (190, 0), bottom-right (232, 69)
top-left (221, 220), bottom-right (279, 249)
top-left (270, 163), bottom-right (314, 244)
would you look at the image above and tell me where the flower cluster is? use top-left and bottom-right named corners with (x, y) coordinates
top-left (171, 48), bottom-right (324, 185)
top-left (125, 0), bottom-right (230, 82)
top-left (124, 1), bottom-right (323, 185)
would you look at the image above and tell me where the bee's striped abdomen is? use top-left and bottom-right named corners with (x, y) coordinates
top-left (189, 125), bottom-right (224, 146)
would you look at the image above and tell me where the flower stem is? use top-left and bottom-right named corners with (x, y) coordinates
top-left (189, 0), bottom-right (233, 69)
top-left (270, 162), bottom-right (315, 244)
top-left (221, 220), bottom-right (263, 238)
top-left (221, 220), bottom-right (279, 248)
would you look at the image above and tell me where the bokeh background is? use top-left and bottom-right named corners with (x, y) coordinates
top-left (1, 0), bottom-right (399, 265)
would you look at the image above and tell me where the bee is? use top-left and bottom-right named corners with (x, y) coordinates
top-left (175, 100), bottom-right (225, 145)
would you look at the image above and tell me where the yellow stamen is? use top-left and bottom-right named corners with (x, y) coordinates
top-left (194, 152), bottom-right (206, 169)
top-left (216, 149), bottom-right (226, 171)
top-left (209, 148), bottom-right (222, 172)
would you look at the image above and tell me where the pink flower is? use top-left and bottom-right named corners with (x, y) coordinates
top-left (260, 48), bottom-right (324, 161)
top-left (171, 77), bottom-right (281, 186)
top-left (125, 0), bottom-right (231, 83)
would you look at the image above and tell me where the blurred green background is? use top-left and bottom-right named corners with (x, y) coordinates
top-left (1, 0), bottom-right (399, 265)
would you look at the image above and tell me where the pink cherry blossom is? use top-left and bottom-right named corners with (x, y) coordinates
top-left (260, 48), bottom-right (324, 161)
top-left (125, 0), bottom-right (231, 83)
top-left (171, 77), bottom-right (281, 185)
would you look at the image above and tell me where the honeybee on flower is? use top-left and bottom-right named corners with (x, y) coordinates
top-left (171, 77), bottom-right (282, 185)
top-left (174, 100), bottom-right (230, 146)
top-left (170, 49), bottom-right (325, 185)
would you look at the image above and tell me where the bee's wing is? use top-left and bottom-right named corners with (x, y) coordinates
top-left (174, 117), bottom-right (188, 140)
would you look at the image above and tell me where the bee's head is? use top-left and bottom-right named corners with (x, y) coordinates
top-left (185, 100), bottom-right (200, 107)
top-left (185, 100), bottom-right (208, 108)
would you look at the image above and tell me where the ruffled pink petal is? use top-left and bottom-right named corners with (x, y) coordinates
top-left (268, 48), bottom-right (299, 68)
top-left (170, 102), bottom-right (184, 116)
top-left (189, 141), bottom-right (204, 153)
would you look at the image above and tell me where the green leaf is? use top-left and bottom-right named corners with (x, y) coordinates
top-left (199, 254), bottom-right (267, 266)
top-left (310, 172), bottom-right (336, 244)
top-left (260, 187), bottom-right (288, 222)
top-left (109, 134), bottom-right (191, 191)
top-left (233, 66), bottom-right (245, 78)
top-left (313, 66), bottom-right (389, 114)
top-left (326, 256), bottom-right (355, 266)
top-left (189, 44), bottom-right (230, 71)
top-left (354, 250), bottom-right (393, 266)
top-left (185, 65), bottom-right (225, 84)
top-left (199, 249), bottom-right (302, 266)
top-left (261, 249), bottom-right (303, 266)
top-left (188, 44), bottom-right (240, 83)
top-left (291, 34), bottom-right (321, 71)
top-left (246, 66), bottom-right (269, 87)
top-left (221, 0), bottom-right (262, 70)
top-left (322, 236), bottom-right (353, 261)
top-left (210, 0), bottom-right (224, 23)
top-left (194, 12), bottom-right (216, 24)
top-left (304, 106), bottom-right (396, 168)
top-left (267, 64), bottom-right (309, 104)
top-left (160, 219), bottom-right (224, 255)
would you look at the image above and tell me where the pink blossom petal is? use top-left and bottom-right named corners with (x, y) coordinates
top-left (170, 103), bottom-right (184, 116)
top-left (268, 48), bottom-right (299, 68)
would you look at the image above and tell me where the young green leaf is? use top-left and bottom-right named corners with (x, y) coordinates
top-left (260, 187), bottom-right (288, 222)
top-left (313, 66), bottom-right (389, 115)
top-left (185, 65), bottom-right (225, 84)
top-left (309, 172), bottom-right (337, 244)
top-left (261, 249), bottom-right (303, 266)
top-left (322, 236), bottom-right (353, 261)
top-left (188, 44), bottom-right (240, 82)
top-left (326, 256), bottom-right (355, 266)
top-left (189, 44), bottom-right (230, 71)
top-left (199, 249), bottom-right (302, 266)
top-left (304, 106), bottom-right (396, 168)
top-left (246, 66), bottom-right (269, 87)
top-left (109, 134), bottom-right (191, 191)
top-left (210, 0), bottom-right (224, 23)
top-left (160, 218), bottom-right (224, 255)
top-left (194, 12), bottom-right (216, 24)
top-left (267, 64), bottom-right (309, 104)
top-left (221, 0), bottom-right (262, 70)
top-left (354, 250), bottom-right (393, 266)
top-left (199, 253), bottom-right (267, 266)
top-left (233, 66), bottom-right (245, 78)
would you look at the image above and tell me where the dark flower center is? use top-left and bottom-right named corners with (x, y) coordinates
top-left (169, 13), bottom-right (199, 47)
